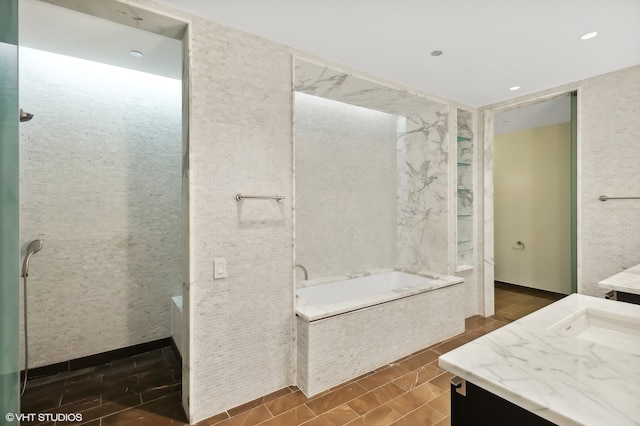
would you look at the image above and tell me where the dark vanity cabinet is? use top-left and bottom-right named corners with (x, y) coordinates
top-left (450, 377), bottom-right (556, 426)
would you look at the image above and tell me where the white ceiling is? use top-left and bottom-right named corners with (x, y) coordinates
top-left (495, 96), bottom-right (571, 135)
top-left (152, 0), bottom-right (640, 107)
top-left (19, 0), bottom-right (640, 109)
top-left (19, 0), bottom-right (182, 80)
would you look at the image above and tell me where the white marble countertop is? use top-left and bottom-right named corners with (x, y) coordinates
top-left (439, 294), bottom-right (640, 426)
top-left (598, 263), bottom-right (640, 295)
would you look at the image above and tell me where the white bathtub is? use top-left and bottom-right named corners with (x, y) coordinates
top-left (171, 295), bottom-right (183, 357)
top-left (296, 270), bottom-right (462, 321)
top-left (296, 270), bottom-right (464, 396)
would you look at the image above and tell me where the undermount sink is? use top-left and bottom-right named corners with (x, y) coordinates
top-left (548, 306), bottom-right (640, 356)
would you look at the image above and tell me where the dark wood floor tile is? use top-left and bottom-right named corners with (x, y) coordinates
top-left (60, 394), bottom-right (142, 425)
top-left (194, 411), bottom-right (230, 425)
top-left (346, 382), bottom-right (405, 415)
top-left (227, 395), bottom-right (264, 417)
top-left (390, 403), bottom-right (445, 426)
top-left (257, 404), bottom-right (315, 426)
top-left (20, 391), bottom-right (62, 413)
top-left (260, 387), bottom-right (292, 404)
top-left (386, 382), bottom-right (444, 416)
top-left (428, 372), bottom-right (454, 391)
top-left (215, 405), bottom-right (272, 426)
top-left (305, 383), bottom-right (367, 416)
top-left (392, 364), bottom-right (442, 392)
top-left (140, 383), bottom-right (182, 403)
top-left (398, 349), bottom-right (440, 371)
top-left (46, 395), bottom-right (101, 415)
top-left (264, 390), bottom-right (310, 416)
top-left (465, 316), bottom-right (496, 332)
top-left (434, 415), bottom-right (451, 426)
top-left (136, 370), bottom-right (178, 388)
top-left (305, 404), bottom-right (358, 426)
top-left (345, 404), bottom-right (402, 426)
top-left (428, 390), bottom-right (450, 416)
top-left (357, 365), bottom-right (408, 391)
top-left (431, 336), bottom-right (472, 355)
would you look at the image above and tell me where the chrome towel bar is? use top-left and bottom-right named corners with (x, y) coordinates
top-left (236, 193), bottom-right (285, 202)
top-left (599, 195), bottom-right (640, 201)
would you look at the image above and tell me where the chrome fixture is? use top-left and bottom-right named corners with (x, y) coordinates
top-left (22, 239), bottom-right (43, 278)
top-left (236, 193), bottom-right (286, 202)
top-left (21, 239), bottom-right (43, 396)
top-left (295, 263), bottom-right (308, 281)
top-left (19, 108), bottom-right (34, 122)
top-left (599, 195), bottom-right (640, 201)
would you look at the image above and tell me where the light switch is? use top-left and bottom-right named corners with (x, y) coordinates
top-left (214, 257), bottom-right (227, 279)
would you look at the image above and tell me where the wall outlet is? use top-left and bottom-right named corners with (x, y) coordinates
top-left (213, 257), bottom-right (227, 279)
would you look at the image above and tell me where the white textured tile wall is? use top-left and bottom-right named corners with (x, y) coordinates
top-left (186, 16), bottom-right (293, 423)
top-left (295, 93), bottom-right (398, 277)
top-left (18, 47), bottom-right (182, 368)
top-left (579, 65), bottom-right (640, 296)
top-left (297, 282), bottom-right (464, 396)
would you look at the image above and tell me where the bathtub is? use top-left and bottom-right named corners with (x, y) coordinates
top-left (171, 295), bottom-right (183, 357)
top-left (296, 270), bottom-right (464, 396)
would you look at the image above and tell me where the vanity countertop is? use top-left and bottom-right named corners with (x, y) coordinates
top-left (598, 263), bottom-right (640, 295)
top-left (438, 294), bottom-right (640, 426)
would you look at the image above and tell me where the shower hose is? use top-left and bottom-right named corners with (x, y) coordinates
top-left (20, 273), bottom-right (29, 397)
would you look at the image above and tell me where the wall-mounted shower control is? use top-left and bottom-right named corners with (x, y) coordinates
top-left (214, 257), bottom-right (227, 279)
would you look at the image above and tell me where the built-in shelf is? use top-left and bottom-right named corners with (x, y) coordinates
top-left (456, 264), bottom-right (474, 273)
top-left (456, 109), bottom-right (474, 271)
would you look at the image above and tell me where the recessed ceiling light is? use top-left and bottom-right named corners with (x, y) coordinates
top-left (580, 31), bottom-right (598, 40)
top-left (129, 50), bottom-right (144, 58)
top-left (509, 86), bottom-right (520, 91)
top-left (430, 50), bottom-right (443, 57)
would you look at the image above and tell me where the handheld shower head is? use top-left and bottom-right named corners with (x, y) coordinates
top-left (20, 109), bottom-right (34, 122)
top-left (22, 239), bottom-right (43, 277)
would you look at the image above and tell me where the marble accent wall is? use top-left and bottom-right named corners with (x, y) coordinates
top-left (19, 47), bottom-right (182, 367)
top-left (396, 108), bottom-right (449, 272)
top-left (295, 92), bottom-right (398, 277)
top-left (295, 59), bottom-right (450, 276)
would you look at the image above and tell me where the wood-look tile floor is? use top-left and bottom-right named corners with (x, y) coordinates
top-left (19, 347), bottom-right (186, 426)
top-left (19, 282), bottom-right (565, 426)
top-left (198, 282), bottom-right (566, 426)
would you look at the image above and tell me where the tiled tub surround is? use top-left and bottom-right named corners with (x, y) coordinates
top-left (297, 271), bottom-right (464, 397)
top-left (439, 294), bottom-right (640, 426)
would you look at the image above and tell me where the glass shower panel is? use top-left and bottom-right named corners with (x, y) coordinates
top-left (0, 0), bottom-right (20, 417)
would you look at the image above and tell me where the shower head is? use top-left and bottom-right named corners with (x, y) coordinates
top-left (26, 239), bottom-right (43, 255)
top-left (20, 109), bottom-right (34, 122)
top-left (22, 239), bottom-right (43, 277)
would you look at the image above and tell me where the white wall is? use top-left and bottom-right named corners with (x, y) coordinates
top-left (580, 66), bottom-right (640, 296)
top-left (295, 93), bottom-right (398, 277)
top-left (19, 47), bottom-right (182, 367)
top-left (185, 16), bottom-right (294, 423)
top-left (494, 123), bottom-right (572, 293)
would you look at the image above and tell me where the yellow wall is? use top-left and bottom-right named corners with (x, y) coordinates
top-left (494, 122), bottom-right (571, 293)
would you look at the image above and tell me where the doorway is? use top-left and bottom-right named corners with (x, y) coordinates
top-left (493, 94), bottom-right (577, 295)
